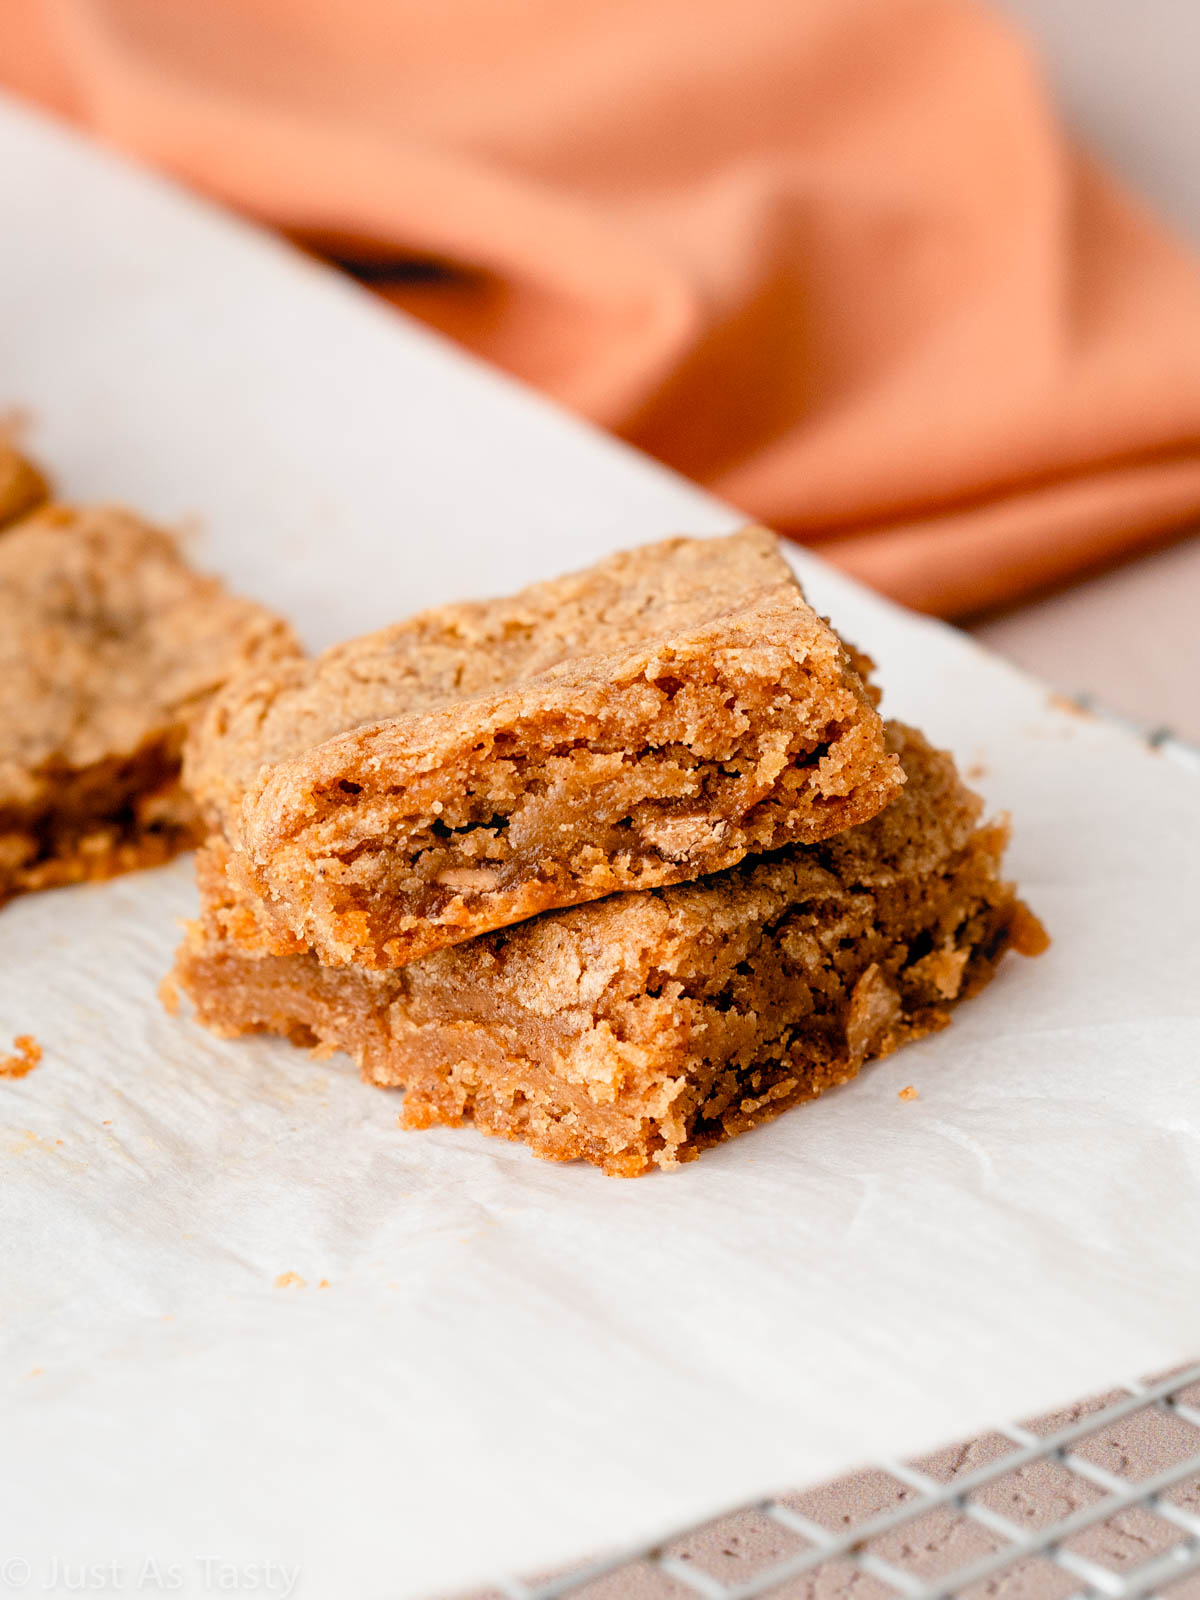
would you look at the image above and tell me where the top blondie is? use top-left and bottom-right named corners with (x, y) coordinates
top-left (189, 528), bottom-right (904, 968)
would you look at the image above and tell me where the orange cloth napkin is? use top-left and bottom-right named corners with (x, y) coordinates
top-left (6, 0), bottom-right (1200, 616)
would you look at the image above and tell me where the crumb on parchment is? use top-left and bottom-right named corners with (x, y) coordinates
top-left (274, 1271), bottom-right (306, 1289)
top-left (0, 1035), bottom-right (42, 1078)
top-left (899, 1085), bottom-right (919, 1101)
top-left (1048, 692), bottom-right (1092, 719)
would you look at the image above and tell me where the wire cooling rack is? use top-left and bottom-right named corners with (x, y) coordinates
top-left (485, 1365), bottom-right (1200, 1600)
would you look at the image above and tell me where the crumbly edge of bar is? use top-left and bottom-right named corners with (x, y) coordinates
top-left (224, 634), bottom-right (900, 968)
top-left (0, 735), bottom-right (202, 907)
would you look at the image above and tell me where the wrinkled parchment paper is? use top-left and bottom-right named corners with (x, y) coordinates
top-left (1, 98), bottom-right (1198, 1600)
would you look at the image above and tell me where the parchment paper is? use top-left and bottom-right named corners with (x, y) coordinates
top-left (1, 98), bottom-right (1198, 1600)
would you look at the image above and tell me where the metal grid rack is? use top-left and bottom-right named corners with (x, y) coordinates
top-left (493, 1365), bottom-right (1200, 1600)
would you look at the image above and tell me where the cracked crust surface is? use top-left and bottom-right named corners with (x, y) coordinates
top-left (173, 724), bottom-right (1047, 1176)
top-left (189, 528), bottom-right (903, 968)
top-left (0, 504), bottom-right (301, 905)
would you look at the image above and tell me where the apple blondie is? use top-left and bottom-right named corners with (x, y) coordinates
top-left (187, 529), bottom-right (903, 969)
top-left (0, 504), bottom-right (299, 906)
top-left (173, 724), bottom-right (1047, 1176)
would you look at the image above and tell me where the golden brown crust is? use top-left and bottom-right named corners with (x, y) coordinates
top-left (190, 529), bottom-right (902, 968)
top-left (0, 504), bottom-right (302, 906)
top-left (0, 443), bottom-right (49, 531)
top-left (173, 723), bottom-right (1045, 1176)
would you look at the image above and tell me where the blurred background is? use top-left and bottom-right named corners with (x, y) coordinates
top-left (1, 0), bottom-right (1198, 735)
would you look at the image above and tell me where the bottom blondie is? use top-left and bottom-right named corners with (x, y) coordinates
top-left (173, 726), bottom-right (1046, 1176)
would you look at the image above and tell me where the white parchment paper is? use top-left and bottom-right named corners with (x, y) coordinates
top-left (1, 97), bottom-right (1198, 1600)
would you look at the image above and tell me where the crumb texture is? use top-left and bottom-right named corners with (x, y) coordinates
top-left (0, 1034), bottom-right (42, 1078)
top-left (190, 528), bottom-right (902, 968)
top-left (174, 723), bottom-right (1045, 1175)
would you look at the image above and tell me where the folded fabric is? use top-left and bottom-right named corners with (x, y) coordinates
top-left (5, 0), bottom-right (1200, 615)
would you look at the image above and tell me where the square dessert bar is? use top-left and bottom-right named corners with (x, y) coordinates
top-left (0, 505), bottom-right (299, 906)
top-left (186, 529), bottom-right (904, 969)
top-left (174, 725), bottom-right (1047, 1176)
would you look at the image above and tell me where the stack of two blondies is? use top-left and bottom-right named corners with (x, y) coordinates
top-left (174, 531), bottom-right (1044, 1176)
